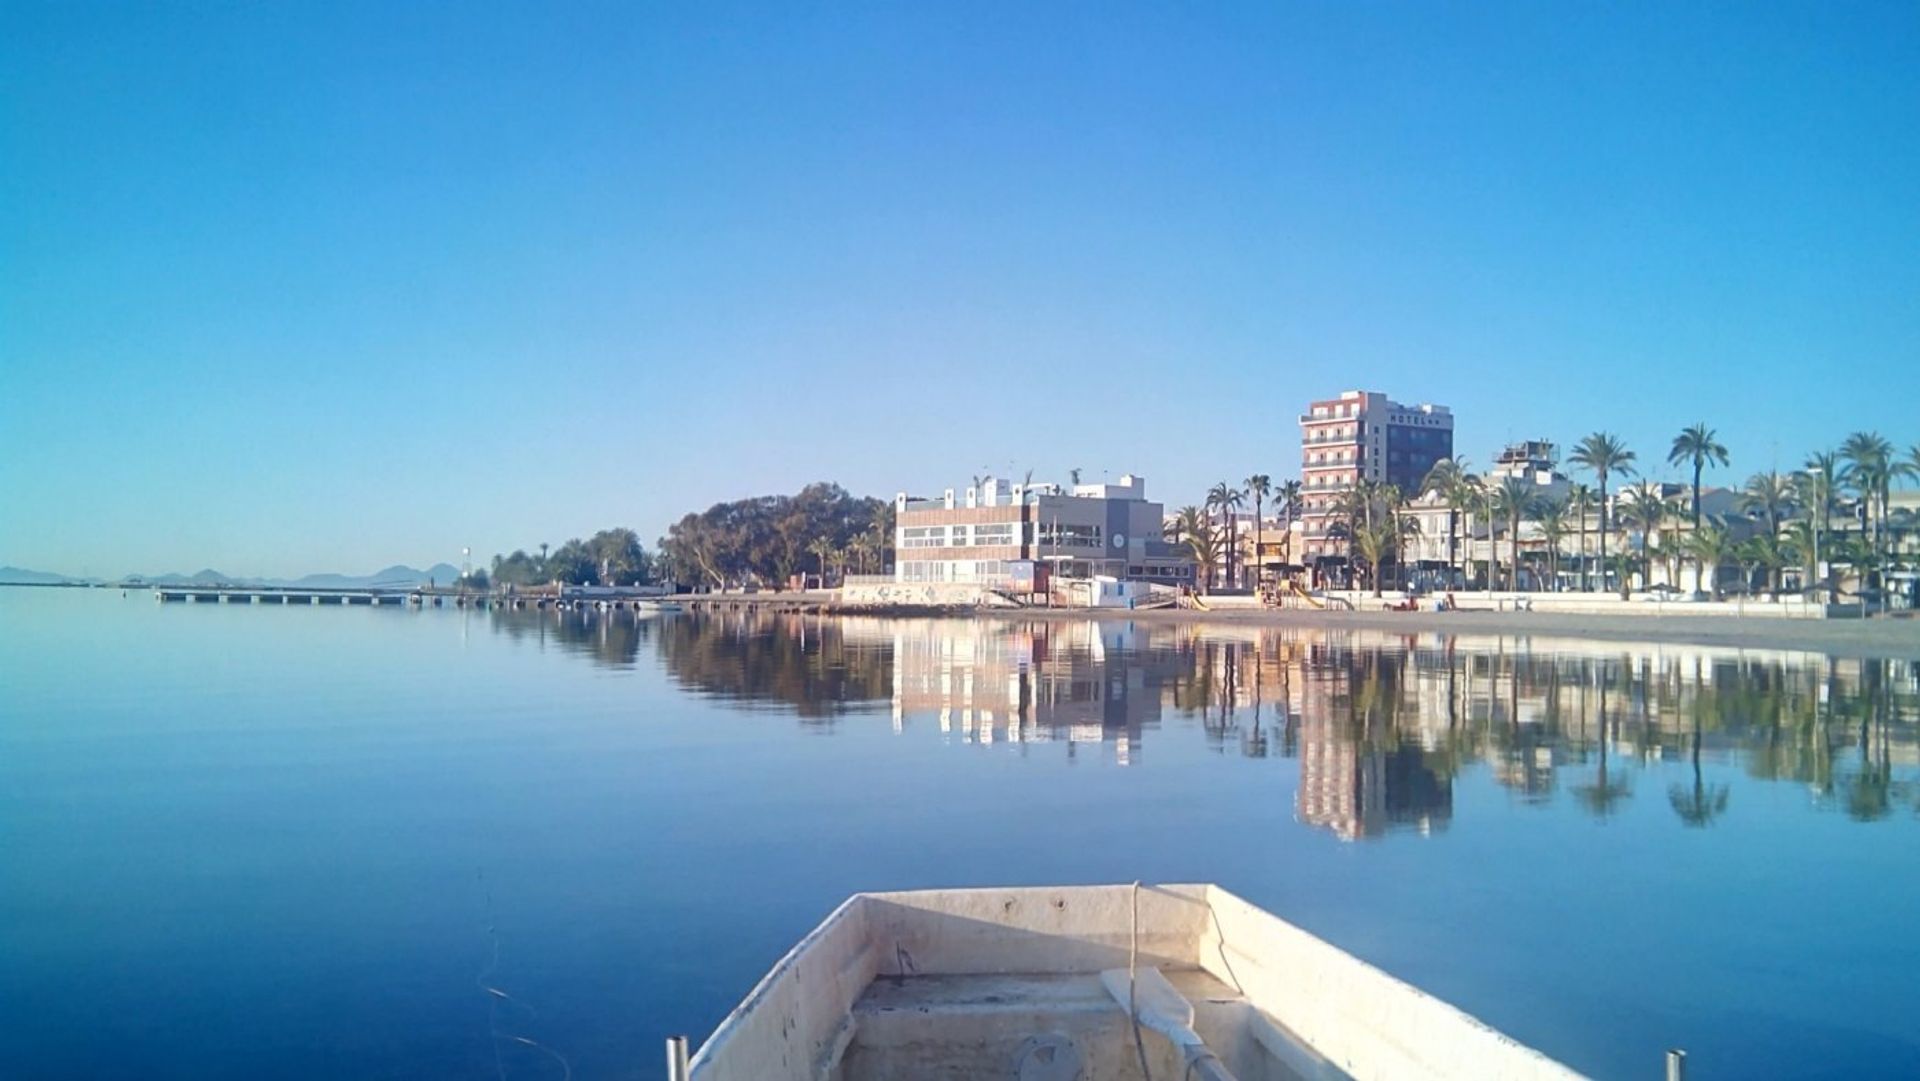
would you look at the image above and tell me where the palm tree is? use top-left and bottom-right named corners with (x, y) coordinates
top-left (1244, 474), bottom-right (1272, 587)
top-left (1800, 451), bottom-right (1840, 598)
top-left (1168, 506), bottom-right (1219, 592)
top-left (1464, 475), bottom-right (1490, 588)
top-left (1535, 498), bottom-right (1569, 592)
top-left (1207, 482), bottom-right (1245, 588)
top-left (863, 521), bottom-right (891, 575)
top-left (1568, 484), bottom-right (1594, 592)
top-left (1668, 424), bottom-right (1730, 527)
top-left (1420, 458), bottom-right (1472, 588)
top-left (1275, 479), bottom-right (1303, 525)
top-left (1785, 519), bottom-right (1818, 593)
top-left (1685, 520), bottom-right (1735, 600)
top-left (1569, 433), bottom-right (1637, 594)
top-left (1739, 470), bottom-right (1794, 538)
top-left (1737, 531), bottom-right (1792, 597)
top-left (1625, 486), bottom-right (1671, 592)
top-left (1488, 477), bottom-right (1534, 591)
top-left (1350, 519), bottom-right (1397, 597)
top-left (848, 532), bottom-right (875, 574)
top-left (806, 537), bottom-right (837, 586)
top-left (1840, 431), bottom-right (1894, 567)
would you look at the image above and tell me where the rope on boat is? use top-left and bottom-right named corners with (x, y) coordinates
top-left (1128, 881), bottom-right (1153, 1081)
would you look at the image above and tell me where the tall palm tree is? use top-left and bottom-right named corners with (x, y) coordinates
top-left (1626, 486), bottom-right (1671, 591)
top-left (1244, 474), bottom-right (1272, 587)
top-left (806, 536), bottom-right (837, 586)
top-left (1390, 489), bottom-right (1420, 591)
top-left (1350, 518), bottom-right (1396, 597)
top-left (1739, 470), bottom-right (1794, 539)
top-left (1568, 484), bottom-right (1594, 592)
top-left (864, 521), bottom-right (891, 574)
top-left (1800, 451), bottom-right (1840, 597)
top-left (1275, 479), bottom-right (1303, 524)
top-left (1840, 431), bottom-right (1894, 566)
top-left (1168, 506), bottom-right (1219, 592)
top-left (1488, 477), bottom-right (1534, 591)
top-left (1737, 531), bottom-right (1790, 596)
top-left (1569, 433), bottom-right (1637, 594)
top-left (1535, 498), bottom-right (1569, 592)
top-left (1668, 423), bottom-right (1730, 527)
top-left (1785, 519), bottom-right (1818, 592)
top-left (1685, 520), bottom-right (1735, 600)
top-left (1207, 482), bottom-right (1245, 587)
top-left (1420, 458), bottom-right (1472, 588)
top-left (1463, 475), bottom-right (1490, 588)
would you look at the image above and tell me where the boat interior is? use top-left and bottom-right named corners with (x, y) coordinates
top-left (685, 884), bottom-right (1582, 1081)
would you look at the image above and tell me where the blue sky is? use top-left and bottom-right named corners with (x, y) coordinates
top-left (3, 2), bottom-right (1916, 577)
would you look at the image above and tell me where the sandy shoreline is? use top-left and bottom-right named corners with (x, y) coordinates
top-left (967, 605), bottom-right (1920, 659)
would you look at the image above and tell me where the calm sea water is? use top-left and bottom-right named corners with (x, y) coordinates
top-left (2, 588), bottom-right (1916, 1080)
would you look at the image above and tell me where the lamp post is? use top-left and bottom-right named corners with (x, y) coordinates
top-left (1811, 467), bottom-right (1824, 603)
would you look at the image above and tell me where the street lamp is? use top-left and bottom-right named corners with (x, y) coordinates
top-left (1810, 468), bottom-right (1824, 603)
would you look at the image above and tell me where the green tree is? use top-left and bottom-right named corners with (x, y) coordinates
top-left (1244, 474), bottom-right (1272, 587)
top-left (1841, 431), bottom-right (1894, 574)
top-left (1421, 458), bottom-right (1475, 588)
top-left (1535, 497), bottom-right (1569, 592)
top-left (1569, 433), bottom-right (1637, 594)
top-left (1275, 479), bottom-right (1303, 531)
top-left (1684, 520), bottom-right (1735, 600)
top-left (1739, 470), bottom-right (1794, 539)
top-left (1488, 477), bottom-right (1535, 591)
top-left (1207, 482), bottom-right (1245, 588)
top-left (1668, 423), bottom-right (1730, 527)
top-left (1168, 505), bottom-right (1220, 592)
top-left (1624, 486), bottom-right (1671, 592)
top-left (545, 538), bottom-right (598, 585)
top-left (1350, 519), bottom-right (1397, 597)
top-left (806, 536), bottom-right (837, 586)
top-left (587, 527), bottom-right (650, 585)
top-left (1568, 483), bottom-right (1594, 591)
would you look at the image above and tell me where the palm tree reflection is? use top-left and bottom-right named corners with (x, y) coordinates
top-left (498, 609), bottom-right (1917, 837)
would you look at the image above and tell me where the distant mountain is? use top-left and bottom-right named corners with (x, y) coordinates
top-left (9, 561), bottom-right (473, 589)
top-left (0, 566), bottom-right (92, 585)
top-left (144, 570), bottom-right (237, 586)
top-left (275, 563), bottom-right (465, 588)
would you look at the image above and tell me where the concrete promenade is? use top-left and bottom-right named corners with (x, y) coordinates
top-left (983, 605), bottom-right (1920, 659)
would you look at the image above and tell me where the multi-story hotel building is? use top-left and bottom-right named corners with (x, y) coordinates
top-left (893, 473), bottom-right (1193, 588)
top-left (1297, 390), bottom-right (1454, 568)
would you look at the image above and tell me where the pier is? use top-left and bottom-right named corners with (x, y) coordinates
top-left (149, 585), bottom-right (840, 614)
top-left (148, 585), bottom-right (750, 612)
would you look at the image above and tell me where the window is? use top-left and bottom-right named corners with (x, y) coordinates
top-left (972, 523), bottom-right (1016, 546)
top-left (1037, 523), bottom-right (1103, 549)
top-left (902, 526), bottom-right (946, 549)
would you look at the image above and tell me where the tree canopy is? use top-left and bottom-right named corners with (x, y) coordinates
top-left (655, 482), bottom-right (894, 589)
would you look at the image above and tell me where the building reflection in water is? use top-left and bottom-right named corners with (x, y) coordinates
top-left (485, 608), bottom-right (1920, 839)
top-left (887, 620), bottom-right (1182, 764)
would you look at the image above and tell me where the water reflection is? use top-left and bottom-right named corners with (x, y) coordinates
top-left (486, 609), bottom-right (1920, 837)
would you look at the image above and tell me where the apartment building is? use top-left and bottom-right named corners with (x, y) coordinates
top-left (1297, 390), bottom-right (1453, 567)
